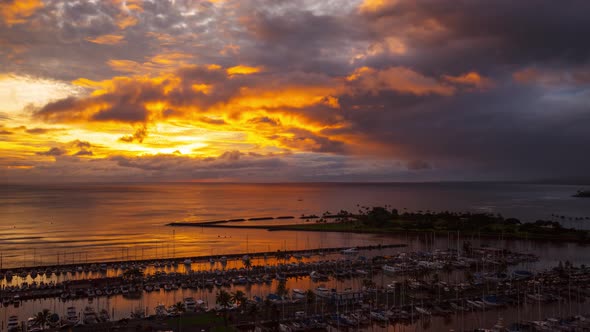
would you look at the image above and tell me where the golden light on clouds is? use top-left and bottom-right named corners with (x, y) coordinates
top-left (227, 65), bottom-right (263, 75)
top-left (0, 0), bottom-right (43, 26)
top-left (0, 74), bottom-right (85, 112)
top-left (86, 34), bottom-right (126, 45)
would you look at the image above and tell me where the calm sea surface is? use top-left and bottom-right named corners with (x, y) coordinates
top-left (1, 182), bottom-right (589, 268)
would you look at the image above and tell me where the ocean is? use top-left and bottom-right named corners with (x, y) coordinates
top-left (0, 182), bottom-right (589, 268)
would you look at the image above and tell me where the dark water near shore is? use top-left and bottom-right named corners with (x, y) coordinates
top-left (1, 182), bottom-right (590, 268)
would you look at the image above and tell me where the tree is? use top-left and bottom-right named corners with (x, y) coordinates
top-left (243, 258), bottom-right (252, 270)
top-left (34, 309), bottom-right (51, 331)
top-left (216, 289), bottom-right (233, 325)
top-left (231, 290), bottom-right (247, 310)
top-left (173, 302), bottom-right (185, 331)
top-left (276, 280), bottom-right (289, 299)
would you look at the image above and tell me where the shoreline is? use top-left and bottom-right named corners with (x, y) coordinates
top-left (168, 220), bottom-right (590, 244)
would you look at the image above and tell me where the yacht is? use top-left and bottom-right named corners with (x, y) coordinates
top-left (7, 315), bottom-right (19, 332)
top-left (98, 309), bottom-right (110, 322)
top-left (83, 306), bottom-right (98, 325)
top-left (382, 264), bottom-right (397, 274)
top-left (341, 248), bottom-right (358, 255)
top-left (66, 306), bottom-right (78, 325)
top-left (155, 304), bottom-right (168, 317)
top-left (292, 289), bottom-right (306, 299)
top-left (184, 297), bottom-right (197, 311)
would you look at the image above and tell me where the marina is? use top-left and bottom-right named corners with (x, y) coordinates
top-left (2, 242), bottom-right (589, 331)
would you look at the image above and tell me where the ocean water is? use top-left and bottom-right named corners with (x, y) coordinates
top-left (0, 182), bottom-right (589, 268)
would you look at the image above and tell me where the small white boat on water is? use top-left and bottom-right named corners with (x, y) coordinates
top-left (292, 289), bottom-right (306, 299)
top-left (382, 264), bottom-right (397, 274)
top-left (341, 248), bottom-right (358, 255)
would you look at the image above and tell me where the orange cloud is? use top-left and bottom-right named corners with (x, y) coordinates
top-left (0, 0), bottom-right (43, 27)
top-left (86, 34), bottom-right (126, 45)
top-left (358, 0), bottom-right (397, 13)
top-left (347, 66), bottom-right (455, 96)
top-left (227, 65), bottom-right (262, 75)
top-left (116, 13), bottom-right (138, 29)
top-left (443, 71), bottom-right (494, 90)
top-left (107, 53), bottom-right (194, 74)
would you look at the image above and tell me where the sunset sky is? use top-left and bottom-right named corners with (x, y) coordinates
top-left (1, 0), bottom-right (589, 183)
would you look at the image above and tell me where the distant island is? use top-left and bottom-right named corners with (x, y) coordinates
top-left (169, 205), bottom-right (590, 243)
top-left (573, 190), bottom-right (590, 198)
top-left (273, 206), bottom-right (590, 243)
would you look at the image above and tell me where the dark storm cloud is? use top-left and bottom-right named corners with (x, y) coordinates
top-left (359, 0), bottom-right (590, 75)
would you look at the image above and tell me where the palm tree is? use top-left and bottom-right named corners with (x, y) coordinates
top-left (34, 309), bottom-right (51, 331)
top-left (216, 289), bottom-right (233, 325)
top-left (231, 290), bottom-right (247, 310)
top-left (243, 258), bottom-right (252, 270)
top-left (173, 302), bottom-right (185, 331)
top-left (276, 280), bottom-right (289, 299)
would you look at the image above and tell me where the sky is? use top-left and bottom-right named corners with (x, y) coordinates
top-left (1, 0), bottom-right (589, 183)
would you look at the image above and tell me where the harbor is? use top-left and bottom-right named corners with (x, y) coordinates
top-left (2, 242), bottom-right (589, 331)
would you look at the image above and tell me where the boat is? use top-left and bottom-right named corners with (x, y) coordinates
top-left (98, 309), bottom-right (110, 322)
top-left (7, 315), bottom-right (19, 332)
top-left (341, 248), bottom-right (359, 255)
top-left (382, 264), bottom-right (397, 274)
top-left (482, 295), bottom-right (505, 306)
top-left (370, 311), bottom-right (388, 322)
top-left (292, 289), bottom-right (306, 299)
top-left (183, 259), bottom-right (192, 265)
top-left (184, 297), bottom-right (197, 311)
top-left (314, 286), bottom-right (331, 297)
top-left (526, 293), bottom-right (544, 302)
top-left (415, 306), bottom-right (432, 315)
top-left (466, 300), bottom-right (484, 309)
top-left (310, 271), bottom-right (328, 281)
top-left (512, 270), bottom-right (533, 280)
top-left (66, 307), bottom-right (78, 325)
top-left (82, 306), bottom-right (98, 324)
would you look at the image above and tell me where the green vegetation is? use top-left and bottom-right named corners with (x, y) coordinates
top-left (277, 206), bottom-right (590, 242)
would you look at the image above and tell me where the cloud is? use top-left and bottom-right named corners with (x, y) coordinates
top-left (0, 0), bottom-right (43, 27)
top-left (119, 126), bottom-right (148, 143)
top-left (347, 66), bottom-right (455, 96)
top-left (74, 149), bottom-right (93, 156)
top-left (443, 72), bottom-right (494, 90)
top-left (86, 34), bottom-right (126, 45)
top-left (36, 147), bottom-right (66, 157)
top-left (2, 0), bottom-right (590, 182)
